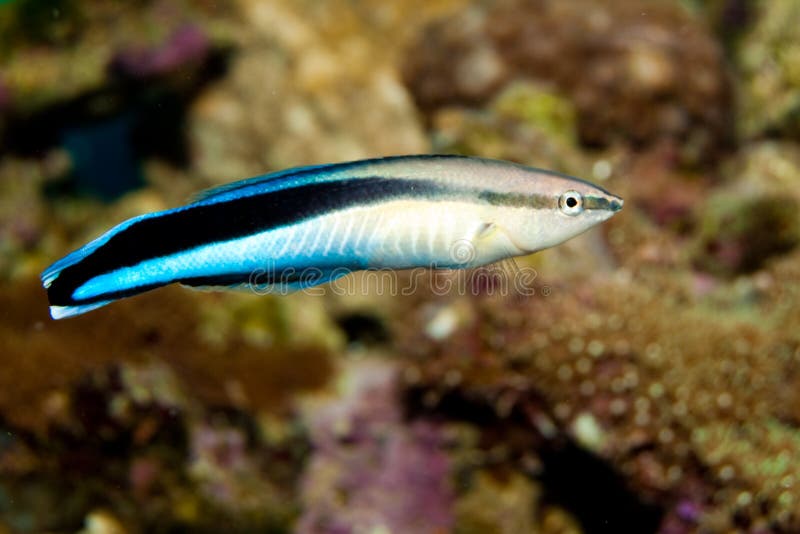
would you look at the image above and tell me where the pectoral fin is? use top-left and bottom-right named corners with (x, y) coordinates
top-left (475, 222), bottom-right (499, 240)
top-left (471, 221), bottom-right (524, 264)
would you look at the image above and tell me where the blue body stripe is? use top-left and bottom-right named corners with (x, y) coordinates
top-left (69, 221), bottom-right (364, 301)
top-left (43, 176), bottom-right (444, 309)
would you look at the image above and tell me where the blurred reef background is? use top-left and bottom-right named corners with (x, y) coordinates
top-left (1, 0), bottom-right (800, 532)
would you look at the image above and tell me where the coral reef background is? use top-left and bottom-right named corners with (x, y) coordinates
top-left (2, 0), bottom-right (800, 532)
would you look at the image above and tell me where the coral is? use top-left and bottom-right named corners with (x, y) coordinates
top-left (392, 261), bottom-right (800, 531)
top-left (693, 193), bottom-right (799, 275)
top-left (692, 141), bottom-right (800, 276)
top-left (403, 0), bottom-right (733, 165)
top-left (621, 144), bottom-right (711, 238)
top-left (297, 359), bottom-right (454, 534)
top-left (0, 3), bottom-right (238, 199)
top-left (691, 419), bottom-right (800, 532)
top-left (5, 0), bottom-right (800, 532)
top-left (109, 25), bottom-right (210, 79)
top-left (454, 471), bottom-right (540, 534)
top-left (430, 81), bottom-right (588, 177)
top-left (0, 275), bottom-right (340, 531)
top-left (491, 82), bottom-right (577, 145)
top-left (0, 157), bottom-right (52, 280)
top-left (187, 421), bottom-right (292, 525)
top-left (722, 141), bottom-right (800, 196)
top-left (0, 354), bottom-right (306, 532)
top-left (737, 0), bottom-right (800, 138)
top-left (185, 0), bottom-right (466, 186)
top-left (0, 278), bottom-right (334, 433)
top-left (0, 1), bottom-right (236, 115)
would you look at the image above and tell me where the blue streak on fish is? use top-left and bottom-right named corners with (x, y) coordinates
top-left (41, 155), bottom-right (623, 319)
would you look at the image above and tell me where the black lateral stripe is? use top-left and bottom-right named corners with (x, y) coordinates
top-left (47, 177), bottom-right (444, 306)
top-left (478, 190), bottom-right (555, 209)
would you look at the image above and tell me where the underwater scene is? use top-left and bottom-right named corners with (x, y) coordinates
top-left (2, 0), bottom-right (800, 532)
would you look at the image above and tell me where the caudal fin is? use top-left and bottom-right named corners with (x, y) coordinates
top-left (42, 234), bottom-right (114, 289)
top-left (40, 213), bottom-right (158, 319)
top-left (48, 300), bottom-right (115, 320)
top-left (41, 237), bottom-right (119, 319)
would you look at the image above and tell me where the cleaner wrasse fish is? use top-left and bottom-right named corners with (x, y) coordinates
top-left (41, 155), bottom-right (623, 319)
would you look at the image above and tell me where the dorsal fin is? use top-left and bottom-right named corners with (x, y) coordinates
top-left (190, 162), bottom-right (338, 204)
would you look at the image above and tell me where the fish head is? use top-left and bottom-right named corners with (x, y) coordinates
top-left (508, 171), bottom-right (623, 253)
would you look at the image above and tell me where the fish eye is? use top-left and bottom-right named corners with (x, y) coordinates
top-left (559, 190), bottom-right (584, 216)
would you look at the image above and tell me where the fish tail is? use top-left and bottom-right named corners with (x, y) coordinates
top-left (41, 230), bottom-right (119, 289)
top-left (48, 300), bottom-right (116, 320)
top-left (42, 248), bottom-right (119, 320)
top-left (41, 214), bottom-right (169, 319)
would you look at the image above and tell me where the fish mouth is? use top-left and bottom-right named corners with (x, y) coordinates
top-left (584, 194), bottom-right (624, 212)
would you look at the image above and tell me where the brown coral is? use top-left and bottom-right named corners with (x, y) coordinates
top-left (392, 267), bottom-right (800, 531)
top-left (403, 0), bottom-right (733, 165)
top-left (0, 278), bottom-right (333, 433)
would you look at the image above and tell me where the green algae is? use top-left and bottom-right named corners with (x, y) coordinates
top-left (737, 0), bottom-right (800, 138)
top-left (492, 82), bottom-right (577, 146)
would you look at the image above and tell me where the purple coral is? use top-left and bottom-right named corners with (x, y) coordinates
top-left (188, 423), bottom-right (251, 505)
top-left (110, 25), bottom-right (210, 78)
top-left (190, 424), bottom-right (248, 471)
top-left (658, 499), bottom-right (704, 534)
top-left (675, 499), bottom-right (703, 522)
top-left (298, 361), bottom-right (454, 534)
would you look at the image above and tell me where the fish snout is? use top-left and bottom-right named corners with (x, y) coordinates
top-left (583, 192), bottom-right (624, 214)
